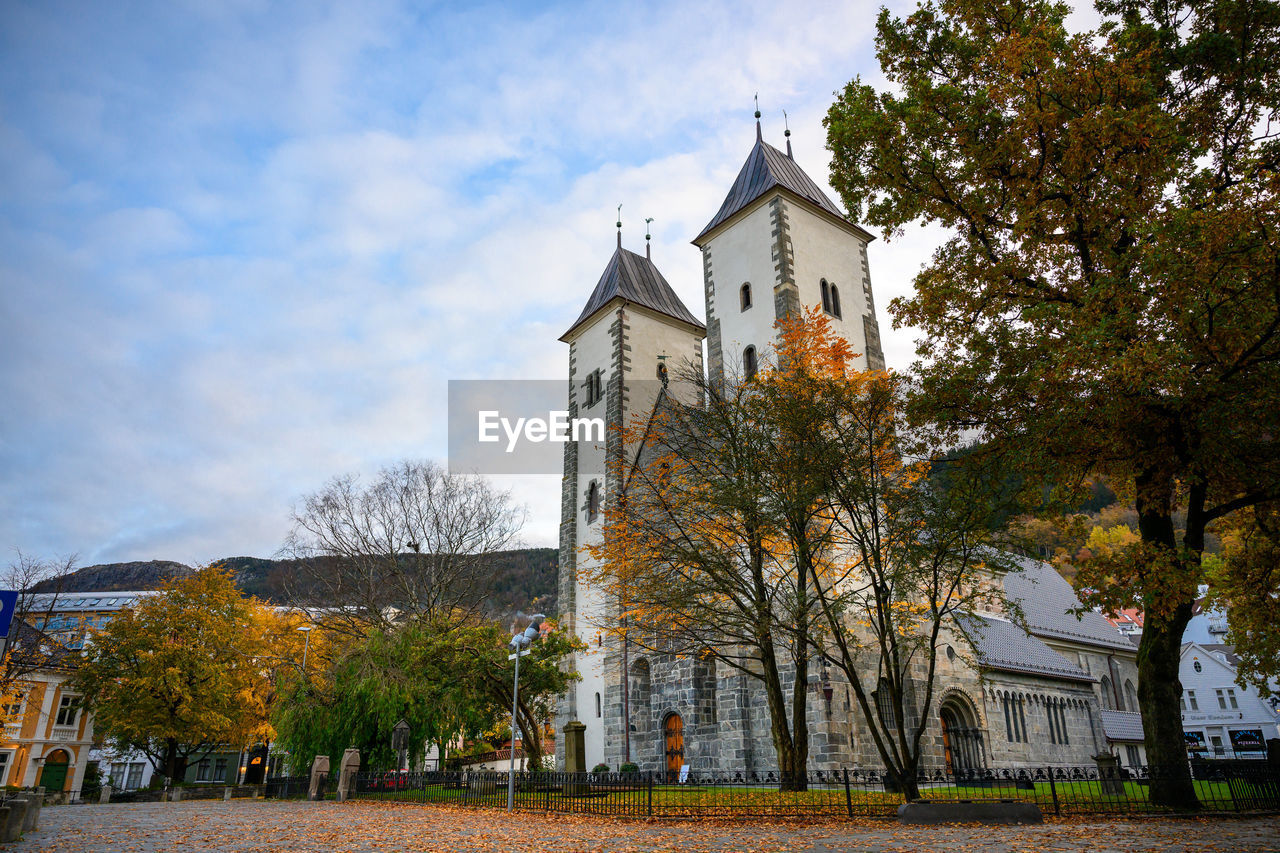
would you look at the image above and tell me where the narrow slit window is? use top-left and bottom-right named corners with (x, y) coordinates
top-left (820, 279), bottom-right (831, 314)
top-left (740, 282), bottom-right (752, 311)
top-left (830, 284), bottom-right (842, 318)
top-left (743, 346), bottom-right (757, 381)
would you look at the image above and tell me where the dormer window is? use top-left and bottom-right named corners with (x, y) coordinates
top-left (743, 346), bottom-right (757, 381)
top-left (583, 369), bottom-right (604, 407)
top-left (740, 282), bottom-right (752, 311)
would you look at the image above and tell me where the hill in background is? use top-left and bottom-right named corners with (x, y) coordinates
top-left (32, 548), bottom-right (559, 617)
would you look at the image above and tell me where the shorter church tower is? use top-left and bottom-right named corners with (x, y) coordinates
top-left (555, 231), bottom-right (704, 770)
top-left (693, 118), bottom-right (886, 385)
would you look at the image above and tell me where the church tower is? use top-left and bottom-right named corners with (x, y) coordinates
top-left (556, 232), bottom-right (705, 770)
top-left (693, 118), bottom-right (886, 383)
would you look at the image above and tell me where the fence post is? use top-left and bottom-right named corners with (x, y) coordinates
top-left (1046, 767), bottom-right (1060, 817)
top-left (647, 771), bottom-right (653, 817)
top-left (843, 768), bottom-right (854, 819)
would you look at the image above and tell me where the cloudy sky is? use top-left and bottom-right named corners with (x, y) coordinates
top-left (0, 0), bottom-right (995, 568)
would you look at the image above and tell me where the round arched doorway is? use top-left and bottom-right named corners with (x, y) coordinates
top-left (662, 712), bottom-right (684, 782)
top-left (41, 749), bottom-right (71, 792)
top-left (939, 697), bottom-right (984, 775)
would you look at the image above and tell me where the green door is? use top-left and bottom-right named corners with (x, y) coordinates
top-left (41, 759), bottom-right (69, 791)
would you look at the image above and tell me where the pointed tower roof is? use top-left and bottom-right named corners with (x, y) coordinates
top-left (693, 134), bottom-right (858, 245)
top-left (560, 247), bottom-right (705, 341)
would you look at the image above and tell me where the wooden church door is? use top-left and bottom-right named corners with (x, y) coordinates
top-left (663, 713), bottom-right (684, 781)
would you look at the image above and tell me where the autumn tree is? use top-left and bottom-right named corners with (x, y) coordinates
top-left (759, 312), bottom-right (1016, 799)
top-left (1208, 507), bottom-right (1280, 700)
top-left (283, 460), bottom-right (526, 637)
top-left (72, 564), bottom-right (294, 782)
top-left (272, 616), bottom-right (581, 773)
top-left (827, 0), bottom-right (1280, 808)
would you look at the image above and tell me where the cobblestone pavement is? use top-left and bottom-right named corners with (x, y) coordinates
top-left (11, 800), bottom-right (1280, 852)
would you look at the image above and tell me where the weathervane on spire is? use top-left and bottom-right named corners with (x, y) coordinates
top-left (645, 217), bottom-right (654, 259)
top-left (783, 109), bottom-right (793, 159)
top-left (616, 203), bottom-right (622, 248)
top-left (754, 93), bottom-right (762, 141)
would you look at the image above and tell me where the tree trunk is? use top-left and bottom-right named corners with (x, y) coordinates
top-left (1134, 470), bottom-right (1199, 810)
top-left (162, 738), bottom-right (188, 784)
top-left (787, 646), bottom-right (810, 792)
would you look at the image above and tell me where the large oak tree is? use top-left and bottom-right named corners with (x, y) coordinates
top-left (826, 0), bottom-right (1280, 808)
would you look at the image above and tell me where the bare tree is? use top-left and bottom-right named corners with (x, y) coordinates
top-left (283, 460), bottom-right (526, 635)
top-left (1, 551), bottom-right (80, 717)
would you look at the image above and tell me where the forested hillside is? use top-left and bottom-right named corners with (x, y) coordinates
top-left (32, 548), bottom-right (559, 617)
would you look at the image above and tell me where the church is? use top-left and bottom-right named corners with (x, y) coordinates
top-left (553, 117), bottom-right (1142, 777)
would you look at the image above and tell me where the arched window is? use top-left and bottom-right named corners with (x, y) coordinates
top-left (586, 480), bottom-right (600, 523)
top-left (740, 282), bottom-right (752, 311)
top-left (595, 691), bottom-right (602, 718)
top-left (829, 284), bottom-right (842, 318)
top-left (743, 346), bottom-right (757, 380)
top-left (1100, 676), bottom-right (1114, 710)
top-left (820, 279), bottom-right (832, 314)
top-left (874, 677), bottom-right (895, 731)
top-left (1124, 679), bottom-right (1137, 712)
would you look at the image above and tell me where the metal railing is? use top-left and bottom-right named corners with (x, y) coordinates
top-left (347, 761), bottom-right (1280, 819)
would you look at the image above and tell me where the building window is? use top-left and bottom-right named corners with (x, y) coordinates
top-left (821, 279), bottom-right (832, 314)
top-left (586, 480), bottom-right (600, 523)
top-left (0, 752), bottom-right (10, 787)
top-left (196, 758), bottom-right (212, 782)
top-left (1216, 688), bottom-right (1227, 709)
top-left (743, 346), bottom-right (757, 381)
top-left (1194, 660), bottom-right (1202, 672)
top-left (740, 282), bottom-right (752, 311)
top-left (595, 692), bottom-right (602, 718)
top-left (584, 369), bottom-right (604, 407)
top-left (1100, 676), bottom-right (1114, 710)
top-left (874, 678), bottom-right (895, 731)
top-left (2, 689), bottom-right (26, 721)
top-left (54, 695), bottom-right (80, 727)
top-left (829, 284), bottom-right (842, 319)
top-left (215, 758), bottom-right (228, 782)
top-left (1227, 689), bottom-right (1239, 710)
top-left (1187, 690), bottom-right (1199, 711)
top-left (126, 763), bottom-right (144, 790)
top-left (1124, 680), bottom-right (1137, 712)
top-left (1125, 745), bottom-right (1141, 767)
top-left (1003, 695), bottom-right (1026, 743)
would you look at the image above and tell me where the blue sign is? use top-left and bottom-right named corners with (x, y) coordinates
top-left (0, 590), bottom-right (18, 638)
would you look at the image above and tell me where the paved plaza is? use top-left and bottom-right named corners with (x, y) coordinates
top-left (9, 800), bottom-right (1279, 852)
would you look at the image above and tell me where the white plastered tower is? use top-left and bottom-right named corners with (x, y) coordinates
top-left (555, 232), bottom-right (705, 770)
top-left (694, 118), bottom-right (886, 382)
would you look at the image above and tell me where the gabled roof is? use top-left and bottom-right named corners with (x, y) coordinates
top-left (1002, 553), bottom-right (1135, 651)
top-left (960, 614), bottom-right (1096, 683)
top-left (1100, 709), bottom-right (1145, 742)
top-left (561, 246), bottom-right (705, 342)
top-left (693, 128), bottom-right (849, 245)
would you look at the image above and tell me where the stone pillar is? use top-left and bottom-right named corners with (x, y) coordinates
top-left (1, 799), bottom-right (27, 843)
top-left (563, 721), bottom-right (587, 773)
top-left (19, 793), bottom-right (41, 832)
top-left (335, 749), bottom-right (361, 802)
top-left (1094, 752), bottom-right (1123, 795)
top-left (99, 784), bottom-right (112, 804)
top-left (309, 755), bottom-right (330, 801)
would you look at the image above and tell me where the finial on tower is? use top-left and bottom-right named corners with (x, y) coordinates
top-left (783, 109), bottom-right (793, 159)
top-left (754, 93), bottom-right (762, 141)
top-left (616, 203), bottom-right (622, 249)
top-left (644, 217), bottom-right (654, 259)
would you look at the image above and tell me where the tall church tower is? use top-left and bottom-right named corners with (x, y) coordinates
top-left (693, 118), bottom-right (886, 383)
top-left (555, 232), bottom-right (705, 769)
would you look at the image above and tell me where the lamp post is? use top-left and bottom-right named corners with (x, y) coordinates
top-left (298, 624), bottom-right (313, 672)
top-left (507, 613), bottom-right (545, 813)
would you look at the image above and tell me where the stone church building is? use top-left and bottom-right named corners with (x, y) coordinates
top-left (554, 119), bottom-right (1140, 776)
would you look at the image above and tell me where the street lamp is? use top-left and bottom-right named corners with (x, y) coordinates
top-left (507, 613), bottom-right (545, 812)
top-left (298, 624), bottom-right (314, 672)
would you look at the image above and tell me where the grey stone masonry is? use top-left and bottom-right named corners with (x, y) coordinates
top-left (769, 196), bottom-right (799, 321)
top-left (555, 344), bottom-right (580, 772)
top-left (858, 242), bottom-right (886, 371)
top-left (702, 245), bottom-right (723, 389)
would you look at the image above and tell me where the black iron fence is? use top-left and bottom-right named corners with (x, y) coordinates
top-left (348, 762), bottom-right (1280, 819)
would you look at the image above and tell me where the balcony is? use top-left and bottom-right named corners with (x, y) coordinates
top-left (50, 726), bottom-right (78, 742)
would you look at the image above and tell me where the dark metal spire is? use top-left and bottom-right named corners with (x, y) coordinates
top-left (644, 217), bottom-right (654, 259)
top-left (754, 93), bottom-right (762, 142)
top-left (616, 203), bottom-right (622, 248)
top-left (784, 110), bottom-right (793, 159)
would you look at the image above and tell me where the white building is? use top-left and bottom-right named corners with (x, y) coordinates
top-left (1179, 643), bottom-right (1279, 758)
